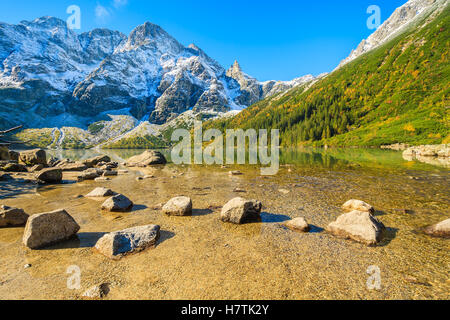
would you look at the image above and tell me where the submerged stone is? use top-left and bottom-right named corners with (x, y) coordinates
top-left (424, 218), bottom-right (450, 238)
top-left (101, 194), bottom-right (133, 212)
top-left (95, 225), bottom-right (160, 259)
top-left (342, 199), bottom-right (375, 213)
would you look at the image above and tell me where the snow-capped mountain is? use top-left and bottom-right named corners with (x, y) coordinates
top-left (337, 0), bottom-right (446, 69)
top-left (0, 17), bottom-right (313, 130)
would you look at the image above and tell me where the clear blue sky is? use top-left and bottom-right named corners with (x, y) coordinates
top-left (0, 0), bottom-right (406, 81)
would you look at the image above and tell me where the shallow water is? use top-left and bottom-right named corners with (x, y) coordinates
top-left (0, 148), bottom-right (449, 300)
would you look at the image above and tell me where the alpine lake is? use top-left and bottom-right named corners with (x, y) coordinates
top-left (0, 148), bottom-right (448, 300)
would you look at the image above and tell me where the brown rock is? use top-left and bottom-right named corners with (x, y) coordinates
top-left (29, 164), bottom-right (44, 172)
top-left (0, 205), bottom-right (29, 227)
top-left (1, 162), bottom-right (27, 172)
top-left (35, 168), bottom-right (62, 183)
top-left (19, 149), bottom-right (47, 166)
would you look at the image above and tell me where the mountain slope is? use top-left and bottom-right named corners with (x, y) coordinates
top-left (207, 0), bottom-right (449, 147)
top-left (338, 0), bottom-right (440, 68)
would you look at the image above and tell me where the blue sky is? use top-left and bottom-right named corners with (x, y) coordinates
top-left (0, 0), bottom-right (406, 81)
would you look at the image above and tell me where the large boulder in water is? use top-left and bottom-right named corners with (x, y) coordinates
top-left (0, 205), bottom-right (29, 227)
top-left (101, 194), bottom-right (133, 212)
top-left (19, 149), bottom-right (47, 166)
top-left (35, 168), bottom-right (62, 183)
top-left (220, 197), bottom-right (262, 224)
top-left (22, 209), bottom-right (80, 249)
top-left (424, 219), bottom-right (450, 238)
top-left (126, 151), bottom-right (167, 167)
top-left (163, 196), bottom-right (193, 216)
top-left (326, 210), bottom-right (385, 246)
top-left (95, 225), bottom-right (160, 259)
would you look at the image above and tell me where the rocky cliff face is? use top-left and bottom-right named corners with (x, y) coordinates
top-left (226, 60), bottom-right (316, 106)
top-left (337, 0), bottom-right (446, 69)
top-left (1, 17), bottom-right (310, 130)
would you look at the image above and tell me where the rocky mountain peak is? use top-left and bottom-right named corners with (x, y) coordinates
top-left (120, 21), bottom-right (183, 53)
top-left (23, 16), bottom-right (68, 29)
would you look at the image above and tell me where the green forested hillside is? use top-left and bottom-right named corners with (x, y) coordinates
top-left (207, 6), bottom-right (450, 147)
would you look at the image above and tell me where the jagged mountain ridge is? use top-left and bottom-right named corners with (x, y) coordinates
top-left (0, 17), bottom-right (312, 131)
top-left (226, 60), bottom-right (317, 106)
top-left (337, 0), bottom-right (444, 68)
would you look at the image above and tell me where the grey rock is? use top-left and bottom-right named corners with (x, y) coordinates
top-left (95, 225), bottom-right (160, 259)
top-left (77, 168), bottom-right (103, 181)
top-left (162, 196), bottom-right (193, 216)
top-left (57, 162), bottom-right (88, 172)
top-left (82, 155), bottom-right (111, 168)
top-left (86, 187), bottom-right (115, 198)
top-left (326, 210), bottom-right (385, 246)
top-left (101, 194), bottom-right (133, 212)
top-left (22, 209), bottom-right (80, 249)
top-left (220, 197), bottom-right (262, 224)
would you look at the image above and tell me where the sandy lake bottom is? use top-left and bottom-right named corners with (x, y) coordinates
top-left (0, 149), bottom-right (449, 300)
